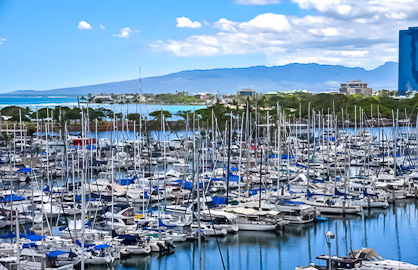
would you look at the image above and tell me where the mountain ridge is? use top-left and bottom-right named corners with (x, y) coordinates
top-left (3, 62), bottom-right (398, 96)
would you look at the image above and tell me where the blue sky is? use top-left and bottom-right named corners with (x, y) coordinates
top-left (0, 0), bottom-right (416, 93)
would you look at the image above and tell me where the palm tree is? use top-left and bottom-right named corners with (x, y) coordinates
top-left (1, 132), bottom-right (13, 159)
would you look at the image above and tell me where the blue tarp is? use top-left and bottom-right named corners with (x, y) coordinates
top-left (18, 167), bottom-right (31, 173)
top-left (211, 196), bottom-right (226, 205)
top-left (47, 250), bottom-right (69, 257)
top-left (86, 144), bottom-right (96, 150)
top-left (228, 172), bottom-right (240, 182)
top-left (117, 176), bottom-right (136, 186)
top-left (184, 181), bottom-right (204, 190)
top-left (94, 244), bottom-right (111, 250)
top-left (27, 234), bottom-right (46, 241)
top-left (22, 243), bottom-right (37, 248)
top-left (2, 194), bottom-right (25, 202)
top-left (76, 196), bottom-right (97, 202)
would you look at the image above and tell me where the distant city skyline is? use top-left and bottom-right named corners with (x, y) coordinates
top-left (0, 0), bottom-right (417, 93)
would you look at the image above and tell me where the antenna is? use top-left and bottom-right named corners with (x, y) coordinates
top-left (139, 66), bottom-right (142, 94)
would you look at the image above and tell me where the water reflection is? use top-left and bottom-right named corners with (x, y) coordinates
top-left (89, 200), bottom-right (418, 270)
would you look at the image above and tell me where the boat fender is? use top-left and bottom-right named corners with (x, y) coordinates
top-left (166, 241), bottom-right (176, 249)
top-left (316, 217), bottom-right (328, 222)
top-left (157, 242), bottom-right (165, 252)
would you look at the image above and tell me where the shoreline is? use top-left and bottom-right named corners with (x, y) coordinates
top-left (2, 120), bottom-right (407, 134)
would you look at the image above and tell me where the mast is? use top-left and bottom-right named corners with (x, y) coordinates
top-left (226, 118), bottom-right (231, 206)
top-left (259, 148), bottom-right (262, 210)
top-left (307, 103), bottom-right (311, 187)
top-left (80, 111), bottom-right (86, 270)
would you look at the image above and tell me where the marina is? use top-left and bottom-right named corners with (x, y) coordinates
top-left (3, 1), bottom-right (418, 269)
top-left (0, 102), bottom-right (417, 270)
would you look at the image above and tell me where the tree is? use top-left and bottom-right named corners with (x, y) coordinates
top-left (149, 110), bottom-right (172, 122)
top-left (175, 110), bottom-right (193, 121)
top-left (127, 113), bottom-right (143, 121)
top-left (1, 132), bottom-right (13, 156)
top-left (1, 106), bottom-right (31, 122)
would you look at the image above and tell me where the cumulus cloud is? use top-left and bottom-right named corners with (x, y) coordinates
top-left (0, 38), bottom-right (6, 45)
top-left (113, 27), bottom-right (138, 38)
top-left (78, 21), bottom-right (92, 30)
top-left (240, 13), bottom-right (291, 33)
top-left (292, 0), bottom-right (418, 21)
top-left (100, 25), bottom-right (106, 30)
top-left (152, 1), bottom-right (418, 70)
top-left (176, 17), bottom-right (202, 28)
top-left (235, 0), bottom-right (280, 4)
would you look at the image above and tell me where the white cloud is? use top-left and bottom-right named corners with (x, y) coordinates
top-left (152, 1), bottom-right (418, 70)
top-left (113, 27), bottom-right (138, 38)
top-left (235, 0), bottom-right (280, 4)
top-left (240, 13), bottom-right (291, 33)
top-left (100, 25), bottom-right (106, 30)
top-left (292, 0), bottom-right (418, 20)
top-left (0, 38), bottom-right (6, 45)
top-left (78, 20), bottom-right (92, 30)
top-left (214, 18), bottom-right (238, 32)
top-left (176, 17), bottom-right (202, 28)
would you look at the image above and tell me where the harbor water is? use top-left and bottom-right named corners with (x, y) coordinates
top-left (0, 95), bottom-right (206, 120)
top-left (85, 200), bottom-right (418, 270)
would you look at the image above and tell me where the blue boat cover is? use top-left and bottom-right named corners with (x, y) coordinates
top-left (2, 194), bottom-right (25, 202)
top-left (211, 196), bottom-right (226, 205)
top-left (18, 167), bottom-right (31, 173)
top-left (94, 244), bottom-right (111, 250)
top-left (27, 234), bottom-right (46, 241)
top-left (76, 196), bottom-right (97, 202)
top-left (47, 250), bottom-right (69, 257)
top-left (117, 176), bottom-right (136, 186)
top-left (86, 144), bottom-right (96, 150)
top-left (22, 243), bottom-right (37, 248)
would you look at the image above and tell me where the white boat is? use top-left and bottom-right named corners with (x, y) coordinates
top-left (200, 209), bottom-right (239, 233)
top-left (302, 197), bottom-right (363, 215)
top-left (18, 249), bottom-right (74, 270)
top-left (225, 207), bottom-right (288, 231)
top-left (103, 207), bottom-right (138, 231)
top-left (191, 223), bottom-right (227, 236)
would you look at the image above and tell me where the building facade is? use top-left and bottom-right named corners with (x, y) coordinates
top-left (339, 79), bottom-right (372, 96)
top-left (399, 27), bottom-right (418, 95)
top-left (237, 89), bottom-right (256, 97)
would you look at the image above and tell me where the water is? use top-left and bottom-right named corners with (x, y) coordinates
top-left (0, 95), bottom-right (206, 120)
top-left (0, 95), bottom-right (79, 108)
top-left (85, 200), bottom-right (418, 270)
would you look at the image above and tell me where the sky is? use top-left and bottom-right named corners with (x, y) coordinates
top-left (0, 0), bottom-right (417, 93)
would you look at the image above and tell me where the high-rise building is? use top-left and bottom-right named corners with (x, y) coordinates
top-left (339, 79), bottom-right (372, 96)
top-left (399, 27), bottom-right (418, 95)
